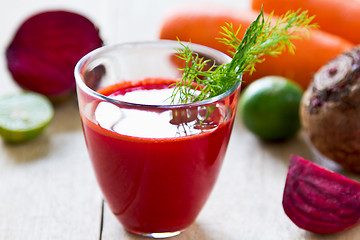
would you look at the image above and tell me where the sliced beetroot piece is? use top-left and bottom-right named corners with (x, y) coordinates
top-left (6, 10), bottom-right (103, 100)
top-left (283, 154), bottom-right (360, 234)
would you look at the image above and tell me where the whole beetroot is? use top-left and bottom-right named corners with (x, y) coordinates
top-left (301, 46), bottom-right (360, 172)
top-left (6, 10), bottom-right (103, 101)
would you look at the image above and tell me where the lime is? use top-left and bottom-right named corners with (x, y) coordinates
top-left (239, 76), bottom-right (303, 141)
top-left (0, 92), bottom-right (54, 143)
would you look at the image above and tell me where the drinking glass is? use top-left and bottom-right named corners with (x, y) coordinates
top-left (74, 40), bottom-right (241, 238)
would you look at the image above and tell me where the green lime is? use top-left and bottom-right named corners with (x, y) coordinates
top-left (0, 92), bottom-right (54, 144)
top-left (239, 76), bottom-right (303, 141)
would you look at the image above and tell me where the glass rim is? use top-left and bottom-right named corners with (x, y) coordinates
top-left (74, 40), bottom-right (241, 109)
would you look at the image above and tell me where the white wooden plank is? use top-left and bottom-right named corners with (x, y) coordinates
top-left (0, 99), bottom-right (103, 239)
top-left (0, 0), bottom-right (114, 239)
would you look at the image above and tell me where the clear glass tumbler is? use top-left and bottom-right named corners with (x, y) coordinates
top-left (74, 40), bottom-right (241, 238)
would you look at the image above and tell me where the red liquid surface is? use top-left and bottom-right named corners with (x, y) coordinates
top-left (80, 79), bottom-right (238, 234)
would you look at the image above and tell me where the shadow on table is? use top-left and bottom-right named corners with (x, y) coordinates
top-left (260, 129), bottom-right (360, 182)
top-left (302, 222), bottom-right (360, 240)
top-left (1, 134), bottom-right (51, 164)
top-left (257, 130), bottom-right (313, 167)
top-left (50, 95), bottom-right (83, 134)
top-left (122, 222), bottom-right (214, 240)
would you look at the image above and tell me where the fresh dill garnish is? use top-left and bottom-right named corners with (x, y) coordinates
top-left (171, 8), bottom-right (317, 104)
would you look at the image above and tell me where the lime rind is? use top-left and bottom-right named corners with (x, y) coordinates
top-left (239, 76), bottom-right (303, 141)
top-left (0, 92), bottom-right (54, 143)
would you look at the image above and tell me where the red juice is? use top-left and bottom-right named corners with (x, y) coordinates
top-left (79, 78), bottom-right (238, 234)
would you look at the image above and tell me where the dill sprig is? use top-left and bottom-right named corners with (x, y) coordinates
top-left (171, 8), bottom-right (317, 104)
top-left (170, 43), bottom-right (219, 103)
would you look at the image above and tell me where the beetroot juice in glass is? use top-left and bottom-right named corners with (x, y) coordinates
top-left (74, 41), bottom-right (241, 238)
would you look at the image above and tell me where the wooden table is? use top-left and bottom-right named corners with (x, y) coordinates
top-left (1, 0), bottom-right (360, 239)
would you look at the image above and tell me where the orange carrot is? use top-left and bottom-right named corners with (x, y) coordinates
top-left (252, 0), bottom-right (360, 44)
top-left (159, 5), bottom-right (354, 89)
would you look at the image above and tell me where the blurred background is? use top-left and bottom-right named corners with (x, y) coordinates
top-left (0, 0), bottom-right (249, 95)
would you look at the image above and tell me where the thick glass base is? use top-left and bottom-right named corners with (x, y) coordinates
top-left (128, 229), bottom-right (184, 238)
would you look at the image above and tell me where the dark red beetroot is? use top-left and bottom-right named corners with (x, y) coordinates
top-left (6, 10), bottom-right (103, 101)
top-left (283, 154), bottom-right (360, 234)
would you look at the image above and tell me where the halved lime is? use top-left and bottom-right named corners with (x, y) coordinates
top-left (0, 92), bottom-right (54, 143)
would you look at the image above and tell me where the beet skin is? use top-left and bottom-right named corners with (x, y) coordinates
top-left (301, 46), bottom-right (360, 172)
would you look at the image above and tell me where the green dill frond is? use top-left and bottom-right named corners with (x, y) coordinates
top-left (171, 8), bottom-right (317, 104)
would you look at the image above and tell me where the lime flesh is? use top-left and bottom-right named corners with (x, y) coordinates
top-left (0, 92), bottom-right (54, 143)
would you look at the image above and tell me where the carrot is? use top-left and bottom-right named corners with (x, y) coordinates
top-left (159, 5), bottom-right (354, 89)
top-left (252, 0), bottom-right (360, 44)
